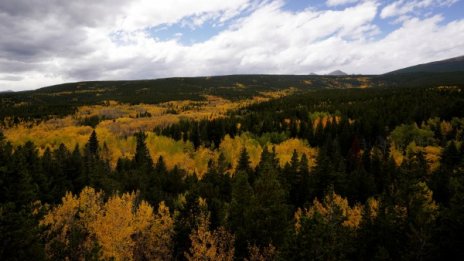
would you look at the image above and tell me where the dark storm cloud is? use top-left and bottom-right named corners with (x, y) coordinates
top-left (0, 59), bottom-right (41, 73)
top-left (0, 0), bottom-right (129, 65)
top-left (1, 9), bottom-right (95, 61)
top-left (0, 0), bottom-right (126, 25)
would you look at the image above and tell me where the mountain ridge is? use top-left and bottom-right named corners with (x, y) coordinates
top-left (387, 55), bottom-right (464, 74)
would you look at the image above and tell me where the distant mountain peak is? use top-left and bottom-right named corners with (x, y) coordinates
top-left (0, 89), bottom-right (14, 93)
top-left (328, 70), bottom-right (347, 76)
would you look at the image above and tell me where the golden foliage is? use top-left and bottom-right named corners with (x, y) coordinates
top-left (219, 133), bottom-right (263, 171)
top-left (272, 138), bottom-right (317, 168)
top-left (134, 202), bottom-right (175, 261)
top-left (4, 120), bottom-right (93, 154)
top-left (4, 125), bottom-right (318, 177)
top-left (41, 187), bottom-right (174, 261)
top-left (296, 191), bottom-right (363, 231)
top-left (390, 142), bottom-right (404, 166)
top-left (3, 89), bottom-right (297, 175)
top-left (310, 112), bottom-right (340, 128)
top-left (41, 187), bottom-right (103, 260)
top-left (365, 197), bottom-right (379, 221)
top-left (90, 192), bottom-right (138, 260)
top-left (219, 134), bottom-right (317, 173)
top-left (245, 244), bottom-right (277, 261)
top-left (185, 206), bottom-right (235, 261)
top-left (423, 145), bottom-right (442, 172)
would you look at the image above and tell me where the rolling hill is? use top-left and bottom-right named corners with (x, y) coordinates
top-left (387, 55), bottom-right (464, 74)
top-left (2, 56), bottom-right (464, 123)
top-left (1, 72), bottom-right (464, 123)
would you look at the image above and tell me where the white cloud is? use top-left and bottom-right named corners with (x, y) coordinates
top-left (118, 0), bottom-right (252, 31)
top-left (0, 0), bottom-right (463, 91)
top-left (326, 0), bottom-right (359, 7)
top-left (380, 0), bottom-right (458, 19)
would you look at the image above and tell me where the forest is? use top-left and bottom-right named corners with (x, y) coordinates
top-left (1, 76), bottom-right (464, 260)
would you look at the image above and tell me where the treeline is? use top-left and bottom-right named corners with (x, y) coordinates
top-left (157, 86), bottom-right (464, 150)
top-left (3, 72), bottom-right (464, 125)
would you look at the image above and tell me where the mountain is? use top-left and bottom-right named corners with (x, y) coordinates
top-left (328, 70), bottom-right (348, 76)
top-left (0, 90), bottom-right (14, 93)
top-left (388, 55), bottom-right (464, 74)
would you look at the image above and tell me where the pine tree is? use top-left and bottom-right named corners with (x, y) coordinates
top-left (69, 144), bottom-right (83, 193)
top-left (86, 130), bottom-right (99, 156)
top-left (0, 142), bottom-right (44, 260)
top-left (229, 171), bottom-right (254, 259)
top-left (433, 172), bottom-right (464, 259)
top-left (293, 153), bottom-right (311, 207)
top-left (134, 131), bottom-right (153, 168)
top-left (442, 141), bottom-right (460, 168)
top-left (256, 147), bottom-right (272, 181)
top-left (405, 182), bottom-right (438, 260)
top-left (49, 144), bottom-right (72, 202)
top-left (236, 148), bottom-right (253, 183)
top-left (155, 155), bottom-right (167, 174)
top-left (217, 152), bottom-right (228, 174)
top-left (18, 142), bottom-right (48, 202)
top-left (249, 159), bottom-right (289, 248)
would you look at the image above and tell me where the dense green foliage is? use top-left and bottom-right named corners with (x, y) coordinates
top-left (1, 74), bottom-right (464, 260)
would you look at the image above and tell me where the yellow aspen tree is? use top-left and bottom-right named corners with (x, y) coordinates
top-left (89, 192), bottom-right (138, 261)
top-left (245, 244), bottom-right (277, 261)
top-left (185, 203), bottom-right (235, 261)
top-left (134, 201), bottom-right (175, 261)
top-left (299, 190), bottom-right (363, 229)
top-left (42, 188), bottom-right (175, 261)
top-left (41, 187), bottom-right (103, 260)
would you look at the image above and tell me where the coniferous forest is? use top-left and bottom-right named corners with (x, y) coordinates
top-left (1, 75), bottom-right (464, 260)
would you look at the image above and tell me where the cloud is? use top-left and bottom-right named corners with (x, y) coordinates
top-left (380, 0), bottom-right (458, 19)
top-left (0, 75), bottom-right (23, 81)
top-left (0, 0), bottom-right (463, 91)
top-left (326, 0), bottom-right (360, 7)
top-left (118, 0), bottom-right (253, 31)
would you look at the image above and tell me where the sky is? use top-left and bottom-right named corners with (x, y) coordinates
top-left (0, 0), bottom-right (463, 91)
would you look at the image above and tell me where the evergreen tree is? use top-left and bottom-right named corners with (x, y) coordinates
top-left (249, 159), bottom-right (289, 248)
top-left (405, 182), bottom-right (439, 260)
top-left (86, 130), bottom-right (99, 156)
top-left (236, 148), bottom-right (253, 183)
top-left (433, 172), bottom-right (464, 259)
top-left (217, 152), bottom-right (228, 174)
top-left (0, 142), bottom-right (44, 260)
top-left (155, 155), bottom-right (167, 174)
top-left (293, 153), bottom-right (311, 207)
top-left (47, 144), bottom-right (72, 202)
top-left (134, 131), bottom-right (153, 168)
top-left (283, 191), bottom-right (357, 261)
top-left (69, 144), bottom-right (83, 193)
top-left (229, 171), bottom-right (254, 259)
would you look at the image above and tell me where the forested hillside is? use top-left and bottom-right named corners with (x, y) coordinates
top-left (2, 72), bottom-right (464, 124)
top-left (1, 74), bottom-right (464, 260)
